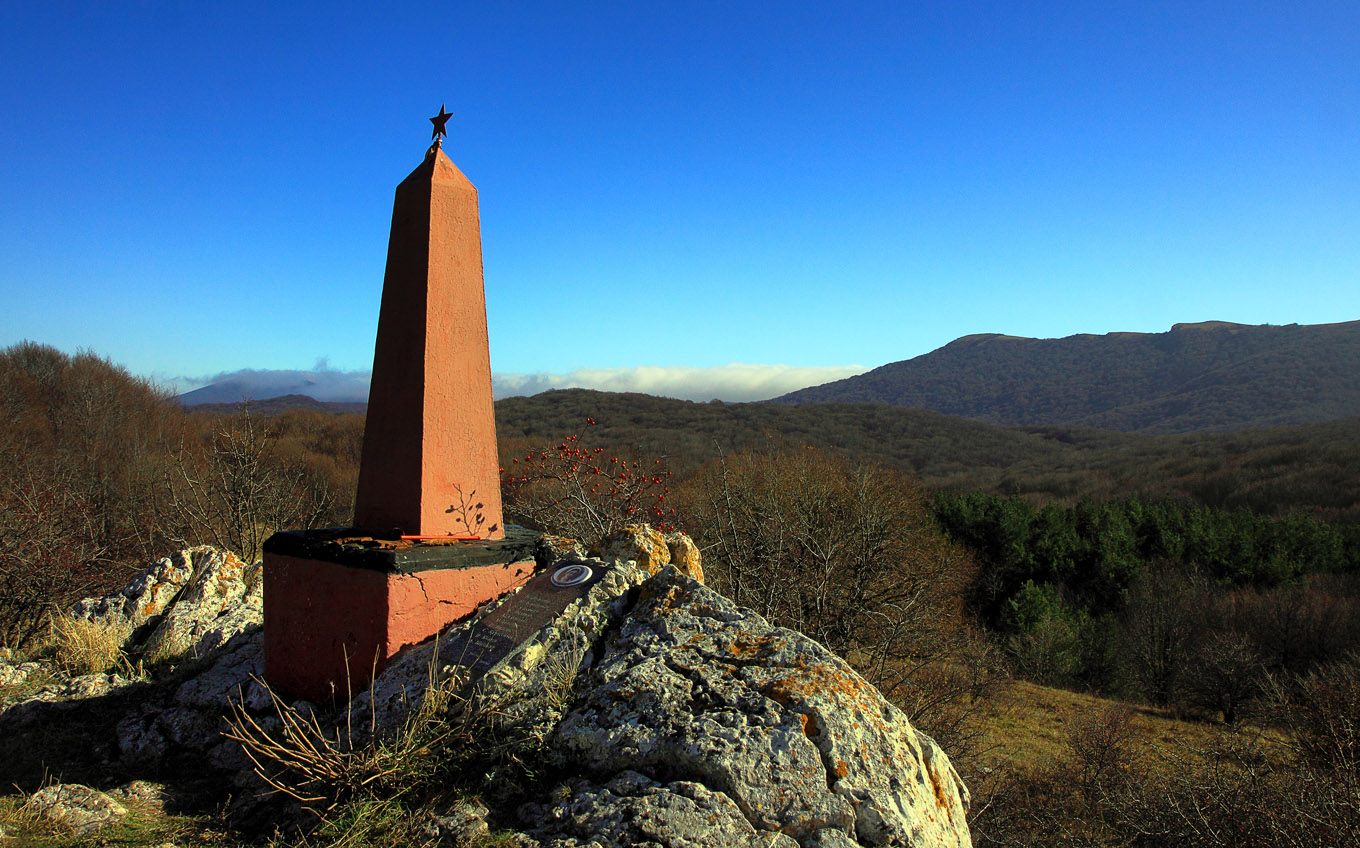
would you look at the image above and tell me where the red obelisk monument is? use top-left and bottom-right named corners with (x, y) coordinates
top-left (354, 104), bottom-right (503, 539)
top-left (262, 107), bottom-right (537, 702)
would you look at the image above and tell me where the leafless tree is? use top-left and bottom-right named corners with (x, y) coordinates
top-left (168, 409), bottom-right (334, 562)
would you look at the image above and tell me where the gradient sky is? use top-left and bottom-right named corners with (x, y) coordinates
top-left (2, 1), bottom-right (1357, 399)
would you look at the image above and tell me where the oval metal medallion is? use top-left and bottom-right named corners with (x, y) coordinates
top-left (550, 564), bottom-right (594, 588)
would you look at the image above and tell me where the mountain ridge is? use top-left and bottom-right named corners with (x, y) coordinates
top-left (773, 320), bottom-right (1360, 433)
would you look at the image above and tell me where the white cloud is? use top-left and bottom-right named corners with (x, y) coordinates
top-left (170, 368), bottom-right (373, 404)
top-left (491, 363), bottom-right (868, 402)
top-left (170, 363), bottom-right (868, 405)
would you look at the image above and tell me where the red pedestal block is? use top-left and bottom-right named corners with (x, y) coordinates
top-left (262, 528), bottom-right (538, 702)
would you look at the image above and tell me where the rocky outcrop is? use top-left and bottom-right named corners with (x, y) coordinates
top-left (591, 524), bottom-right (672, 575)
top-left (140, 549), bottom-right (261, 660)
top-left (70, 545), bottom-right (260, 659)
top-left (537, 534), bottom-right (589, 564)
top-left (588, 524), bottom-right (705, 583)
top-left (1, 546), bottom-right (266, 771)
top-left (349, 558), bottom-right (650, 738)
top-left (521, 567), bottom-right (971, 848)
top-left (114, 629), bottom-right (267, 769)
top-left (526, 771), bottom-right (802, 848)
top-left (663, 529), bottom-right (704, 583)
top-left (71, 548), bottom-right (201, 648)
top-left (4, 537), bottom-right (971, 847)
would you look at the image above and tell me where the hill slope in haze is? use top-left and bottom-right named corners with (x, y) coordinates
top-left (181, 386), bottom-right (1360, 521)
top-left (495, 389), bottom-right (1360, 522)
top-left (773, 320), bottom-right (1360, 433)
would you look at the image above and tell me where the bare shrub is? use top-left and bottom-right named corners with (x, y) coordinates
top-left (676, 447), bottom-right (995, 759)
top-left (1268, 653), bottom-right (1360, 775)
top-left (1239, 575), bottom-right (1360, 676)
top-left (225, 651), bottom-right (570, 831)
top-left (1121, 568), bottom-right (1202, 707)
top-left (1188, 630), bottom-right (1264, 724)
top-left (1065, 704), bottom-right (1137, 803)
top-left (168, 409), bottom-right (335, 562)
top-left (0, 343), bottom-right (182, 647)
top-left (0, 475), bottom-right (111, 649)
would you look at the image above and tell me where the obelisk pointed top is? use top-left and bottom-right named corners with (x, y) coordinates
top-left (405, 139), bottom-right (476, 190)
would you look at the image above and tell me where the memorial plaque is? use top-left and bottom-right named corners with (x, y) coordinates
top-left (455, 562), bottom-right (608, 679)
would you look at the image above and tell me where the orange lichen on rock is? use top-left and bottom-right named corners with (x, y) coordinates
top-left (591, 524), bottom-right (671, 575)
top-left (724, 633), bottom-right (785, 660)
top-left (925, 756), bottom-right (954, 821)
top-left (662, 530), bottom-right (703, 583)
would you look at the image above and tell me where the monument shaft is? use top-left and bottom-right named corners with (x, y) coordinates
top-left (354, 146), bottom-right (505, 538)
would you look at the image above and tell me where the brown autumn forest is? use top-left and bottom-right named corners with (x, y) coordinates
top-left (3, 340), bottom-right (1358, 846)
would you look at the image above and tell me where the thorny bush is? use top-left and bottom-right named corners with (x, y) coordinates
top-left (501, 419), bottom-right (676, 546)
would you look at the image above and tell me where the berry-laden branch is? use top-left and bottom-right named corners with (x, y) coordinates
top-left (500, 419), bottom-right (676, 544)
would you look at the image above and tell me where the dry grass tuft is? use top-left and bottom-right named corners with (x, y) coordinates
top-left (44, 613), bottom-right (128, 677)
top-left (222, 638), bottom-right (586, 847)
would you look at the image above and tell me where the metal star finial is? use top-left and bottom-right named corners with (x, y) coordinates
top-left (429, 103), bottom-right (453, 142)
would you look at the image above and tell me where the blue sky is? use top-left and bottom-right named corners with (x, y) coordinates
top-left (2, 1), bottom-right (1357, 401)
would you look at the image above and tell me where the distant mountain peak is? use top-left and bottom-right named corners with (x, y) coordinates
top-left (1170, 320), bottom-right (1249, 331)
top-left (946, 333), bottom-right (1028, 346)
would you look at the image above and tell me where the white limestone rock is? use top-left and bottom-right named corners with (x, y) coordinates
top-left (0, 661), bottom-right (45, 689)
top-left (173, 630), bottom-right (266, 710)
top-left (28, 783), bottom-right (127, 835)
top-left (589, 524), bottom-right (671, 575)
top-left (141, 549), bottom-right (261, 660)
top-left (71, 548), bottom-right (204, 648)
top-left (526, 770), bottom-right (800, 848)
top-left (349, 558), bottom-right (649, 739)
top-left (532, 567), bottom-right (972, 848)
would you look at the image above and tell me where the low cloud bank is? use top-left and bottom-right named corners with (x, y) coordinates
top-left (492, 363), bottom-right (867, 403)
top-left (172, 363), bottom-right (867, 405)
top-left (172, 369), bottom-right (373, 405)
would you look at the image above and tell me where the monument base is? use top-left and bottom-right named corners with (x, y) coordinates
top-left (262, 526), bottom-right (539, 702)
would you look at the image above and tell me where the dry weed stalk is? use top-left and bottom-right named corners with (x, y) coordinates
top-left (223, 639), bottom-right (567, 818)
top-left (224, 663), bottom-right (470, 813)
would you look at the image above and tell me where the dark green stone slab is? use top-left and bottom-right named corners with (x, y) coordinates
top-left (262, 524), bottom-right (539, 574)
top-left (457, 560), bottom-right (609, 678)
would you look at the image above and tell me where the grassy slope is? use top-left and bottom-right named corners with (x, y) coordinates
top-left (975, 680), bottom-right (1240, 774)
